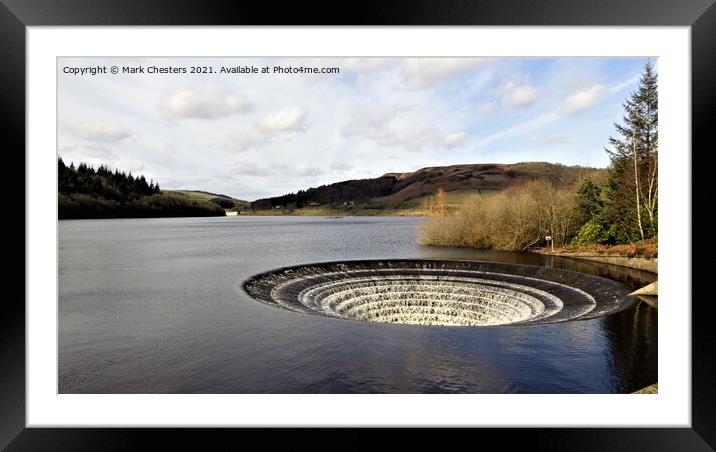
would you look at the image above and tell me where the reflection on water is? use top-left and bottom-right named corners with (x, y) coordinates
top-left (59, 216), bottom-right (657, 393)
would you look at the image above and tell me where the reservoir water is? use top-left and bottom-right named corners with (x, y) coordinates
top-left (59, 216), bottom-right (657, 393)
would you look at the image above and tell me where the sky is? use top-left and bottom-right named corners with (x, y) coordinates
top-left (57, 57), bottom-right (651, 200)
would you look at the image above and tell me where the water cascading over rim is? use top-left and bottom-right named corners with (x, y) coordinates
top-left (242, 260), bottom-right (635, 327)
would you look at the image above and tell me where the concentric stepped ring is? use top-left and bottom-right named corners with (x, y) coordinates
top-left (242, 260), bottom-right (636, 327)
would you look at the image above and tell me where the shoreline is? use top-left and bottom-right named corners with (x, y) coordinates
top-left (535, 251), bottom-right (658, 274)
top-left (231, 209), bottom-right (425, 217)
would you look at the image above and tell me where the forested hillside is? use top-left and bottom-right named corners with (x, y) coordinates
top-left (251, 162), bottom-right (592, 210)
top-left (58, 159), bottom-right (225, 219)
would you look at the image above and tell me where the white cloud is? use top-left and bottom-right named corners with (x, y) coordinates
top-left (562, 84), bottom-right (607, 114)
top-left (401, 58), bottom-right (487, 89)
top-left (341, 104), bottom-right (409, 147)
top-left (401, 127), bottom-right (441, 151)
top-left (561, 75), bottom-right (639, 115)
top-left (58, 144), bottom-right (77, 153)
top-left (330, 161), bottom-right (352, 171)
top-left (230, 161), bottom-right (323, 180)
top-left (475, 73), bottom-right (638, 149)
top-left (227, 130), bottom-right (265, 153)
top-left (67, 122), bottom-right (132, 142)
top-left (477, 102), bottom-right (497, 115)
top-left (59, 145), bottom-right (145, 174)
top-left (116, 159), bottom-right (145, 174)
top-left (342, 105), bottom-right (463, 151)
top-left (498, 79), bottom-right (538, 108)
top-left (231, 161), bottom-right (271, 177)
top-left (158, 87), bottom-right (254, 119)
top-left (475, 112), bottom-right (560, 148)
top-left (58, 56), bottom-right (645, 199)
top-left (443, 132), bottom-right (467, 148)
top-left (59, 143), bottom-right (118, 160)
top-left (293, 165), bottom-right (324, 178)
top-left (257, 107), bottom-right (308, 133)
top-left (228, 107), bottom-right (310, 152)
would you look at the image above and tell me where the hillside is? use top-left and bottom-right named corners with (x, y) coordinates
top-left (169, 190), bottom-right (251, 211)
top-left (249, 162), bottom-right (600, 214)
top-left (58, 159), bottom-right (226, 219)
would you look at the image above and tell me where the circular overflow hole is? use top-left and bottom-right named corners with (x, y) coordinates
top-left (242, 260), bottom-right (635, 327)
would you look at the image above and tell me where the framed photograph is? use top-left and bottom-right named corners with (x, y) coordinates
top-left (7, 0), bottom-right (713, 448)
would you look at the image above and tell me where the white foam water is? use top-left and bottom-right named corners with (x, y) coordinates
top-left (243, 260), bottom-right (634, 327)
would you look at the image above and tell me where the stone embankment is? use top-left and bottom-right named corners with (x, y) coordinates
top-left (539, 251), bottom-right (657, 274)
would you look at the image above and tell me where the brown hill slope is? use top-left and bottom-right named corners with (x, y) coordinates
top-left (250, 162), bottom-right (600, 209)
top-left (170, 190), bottom-right (251, 210)
top-left (376, 162), bottom-right (597, 205)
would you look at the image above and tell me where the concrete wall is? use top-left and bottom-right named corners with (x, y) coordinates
top-left (552, 254), bottom-right (658, 274)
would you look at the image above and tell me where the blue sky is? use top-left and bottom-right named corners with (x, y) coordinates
top-left (57, 57), bottom-right (651, 200)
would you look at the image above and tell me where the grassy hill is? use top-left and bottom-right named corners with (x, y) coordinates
top-left (248, 162), bottom-right (600, 216)
top-left (169, 190), bottom-right (251, 211)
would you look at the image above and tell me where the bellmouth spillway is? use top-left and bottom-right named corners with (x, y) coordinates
top-left (242, 260), bottom-right (636, 327)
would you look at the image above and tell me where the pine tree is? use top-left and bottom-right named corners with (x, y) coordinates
top-left (575, 177), bottom-right (604, 227)
top-left (605, 61), bottom-right (658, 242)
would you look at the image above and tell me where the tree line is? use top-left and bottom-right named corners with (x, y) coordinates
top-left (419, 61), bottom-right (658, 251)
top-left (58, 159), bottom-right (225, 219)
top-left (575, 61), bottom-right (658, 244)
top-left (59, 158), bottom-right (160, 201)
top-left (251, 176), bottom-right (397, 210)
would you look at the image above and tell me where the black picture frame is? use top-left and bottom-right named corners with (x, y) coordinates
top-left (5, 0), bottom-right (713, 449)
